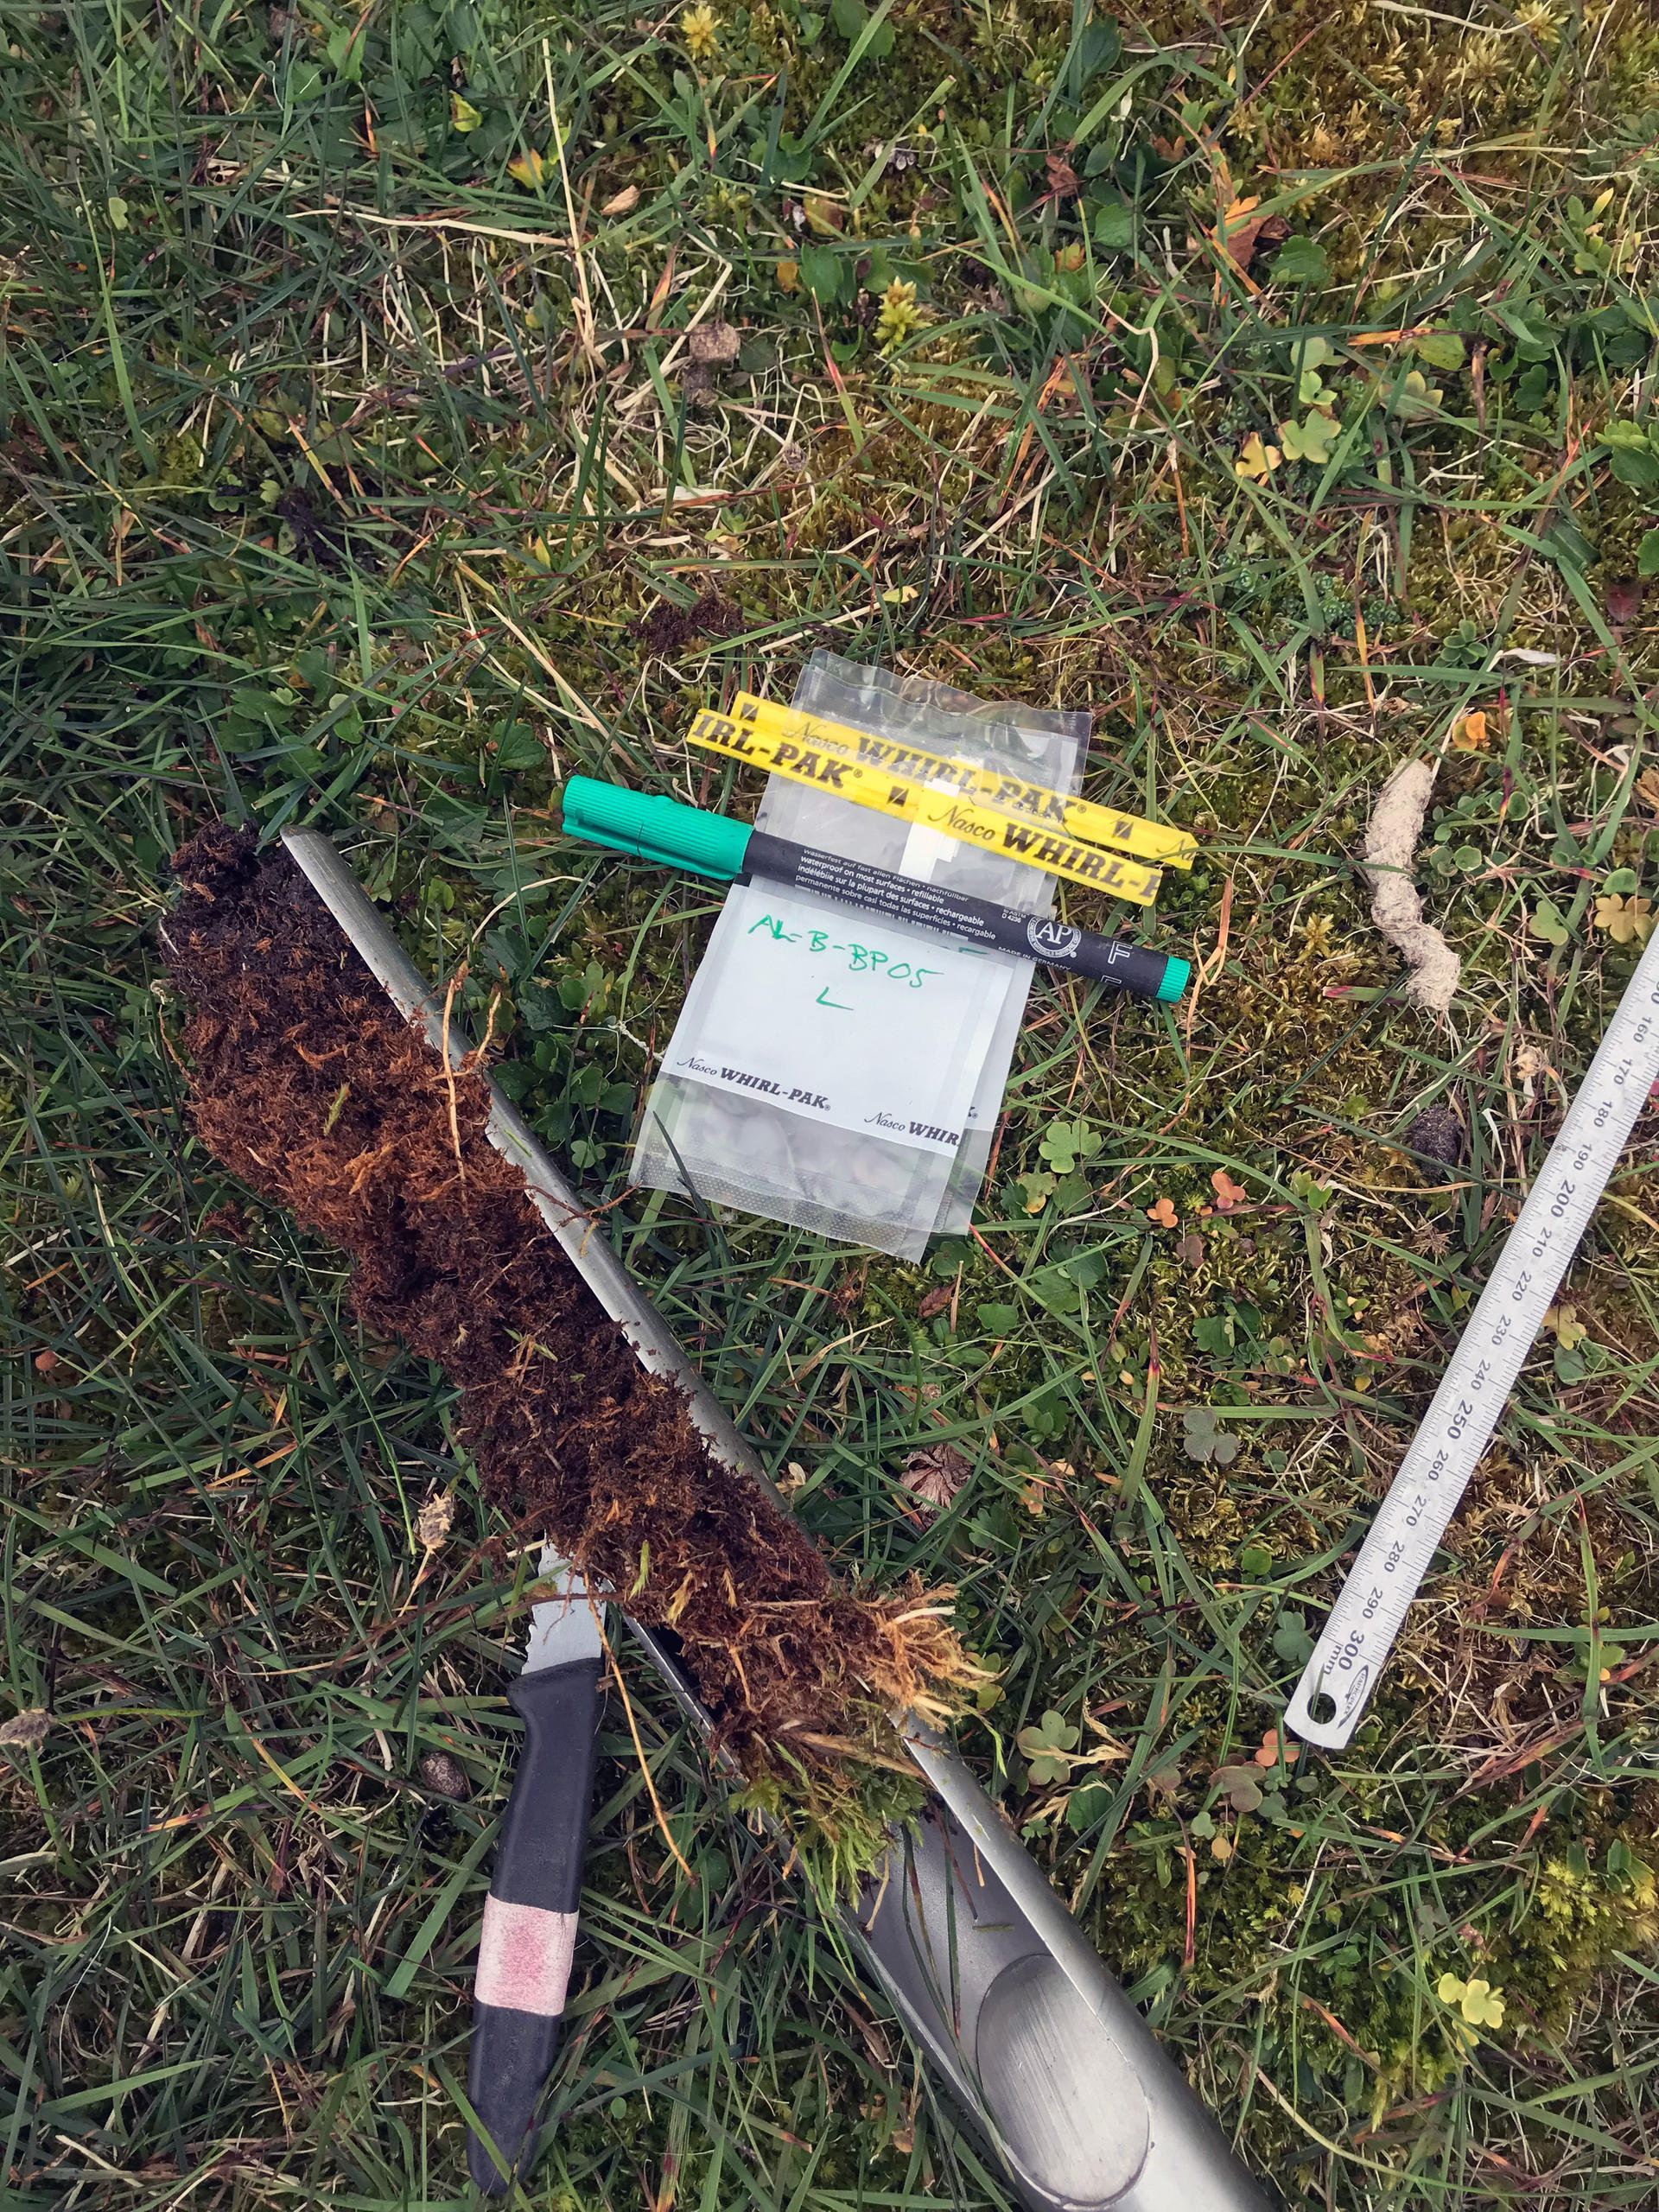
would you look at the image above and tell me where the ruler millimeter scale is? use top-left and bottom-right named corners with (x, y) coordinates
top-left (1287, 930), bottom-right (1659, 1749)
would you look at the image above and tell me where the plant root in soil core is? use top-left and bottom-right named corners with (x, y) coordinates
top-left (162, 827), bottom-right (981, 1811)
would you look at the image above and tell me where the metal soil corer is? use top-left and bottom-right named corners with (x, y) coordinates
top-left (281, 830), bottom-right (1270, 2212)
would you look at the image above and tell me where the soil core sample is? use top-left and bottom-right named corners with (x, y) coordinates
top-left (161, 828), bottom-right (977, 1795)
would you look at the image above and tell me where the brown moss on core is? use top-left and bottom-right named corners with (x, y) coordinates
top-left (162, 825), bottom-right (977, 1780)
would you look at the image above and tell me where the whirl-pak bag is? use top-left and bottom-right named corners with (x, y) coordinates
top-left (632, 653), bottom-right (1087, 1258)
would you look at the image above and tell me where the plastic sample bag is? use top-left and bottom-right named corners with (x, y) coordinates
top-left (632, 652), bottom-right (1087, 1258)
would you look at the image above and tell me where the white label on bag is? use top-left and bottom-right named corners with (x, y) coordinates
top-left (664, 879), bottom-right (1014, 1154)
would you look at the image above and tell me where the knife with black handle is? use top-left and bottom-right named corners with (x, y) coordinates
top-left (467, 1547), bottom-right (604, 2192)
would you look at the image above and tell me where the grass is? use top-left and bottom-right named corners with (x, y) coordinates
top-left (4, 0), bottom-right (1659, 2202)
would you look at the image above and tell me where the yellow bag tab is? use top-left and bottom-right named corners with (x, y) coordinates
top-left (724, 691), bottom-right (1196, 870)
top-left (687, 710), bottom-right (1163, 906)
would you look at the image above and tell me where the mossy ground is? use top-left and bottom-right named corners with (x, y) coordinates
top-left (3, 0), bottom-right (1659, 2203)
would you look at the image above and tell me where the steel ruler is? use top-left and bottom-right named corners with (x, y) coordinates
top-left (1287, 929), bottom-right (1659, 1747)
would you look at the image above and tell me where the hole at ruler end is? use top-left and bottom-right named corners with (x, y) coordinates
top-left (1307, 1691), bottom-right (1338, 1726)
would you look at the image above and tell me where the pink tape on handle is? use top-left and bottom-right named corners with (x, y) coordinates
top-left (474, 1897), bottom-right (577, 2017)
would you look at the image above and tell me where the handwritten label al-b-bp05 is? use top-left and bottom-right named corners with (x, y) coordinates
top-left (745, 908), bottom-right (948, 988)
top-left (663, 880), bottom-right (1014, 1155)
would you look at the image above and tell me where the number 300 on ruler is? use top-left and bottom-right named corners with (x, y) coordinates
top-left (1287, 931), bottom-right (1659, 1748)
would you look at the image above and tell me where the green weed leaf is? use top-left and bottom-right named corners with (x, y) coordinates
top-left (1415, 331), bottom-right (1465, 372)
top-left (798, 242), bottom-right (846, 304)
top-left (1191, 1313), bottom-right (1235, 1358)
top-left (1272, 236), bottom-right (1327, 285)
top-left (1093, 200), bottom-right (1135, 252)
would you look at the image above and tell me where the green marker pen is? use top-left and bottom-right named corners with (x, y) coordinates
top-left (560, 778), bottom-right (1189, 1006)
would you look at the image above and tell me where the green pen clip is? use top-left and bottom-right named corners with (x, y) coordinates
top-left (562, 777), bottom-right (750, 881)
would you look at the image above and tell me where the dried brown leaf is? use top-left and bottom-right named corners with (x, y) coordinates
top-left (1044, 150), bottom-right (1080, 200)
top-left (902, 1443), bottom-right (971, 1514)
top-left (1604, 575), bottom-right (1644, 626)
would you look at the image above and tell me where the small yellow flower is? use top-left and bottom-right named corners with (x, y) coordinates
top-left (680, 3), bottom-right (720, 60)
top-left (874, 277), bottom-right (920, 353)
top-left (1594, 893), bottom-right (1654, 945)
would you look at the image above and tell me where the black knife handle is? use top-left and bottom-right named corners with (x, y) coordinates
top-left (467, 1655), bottom-right (603, 2192)
top-left (467, 2005), bottom-right (564, 2191)
top-left (496, 1656), bottom-right (603, 1908)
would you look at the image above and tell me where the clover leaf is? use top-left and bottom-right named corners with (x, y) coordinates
top-left (1273, 1610), bottom-right (1315, 1667)
top-left (1039, 1119), bottom-right (1103, 1175)
top-left (1543, 1303), bottom-right (1586, 1351)
top-left (1183, 1406), bottom-right (1240, 1465)
top-left (1017, 1168), bottom-right (1058, 1214)
top-left (1016, 1709), bottom-right (1081, 1785)
top-left (1279, 411), bottom-right (1338, 465)
top-left (1212, 1763), bottom-right (1263, 1813)
top-left (1288, 1168), bottom-right (1331, 1211)
top-left (1594, 893), bottom-right (1653, 945)
top-left (1392, 368), bottom-right (1442, 421)
top-left (1529, 897), bottom-right (1571, 947)
top-left (1437, 1972), bottom-right (1505, 2029)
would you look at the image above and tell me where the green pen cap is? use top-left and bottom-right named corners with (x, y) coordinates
top-left (1157, 955), bottom-right (1191, 1003)
top-left (561, 777), bottom-right (752, 880)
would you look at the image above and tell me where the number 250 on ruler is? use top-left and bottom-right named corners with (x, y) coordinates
top-left (1287, 931), bottom-right (1659, 1748)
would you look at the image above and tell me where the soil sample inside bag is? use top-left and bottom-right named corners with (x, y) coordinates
top-left (161, 826), bottom-right (975, 1782)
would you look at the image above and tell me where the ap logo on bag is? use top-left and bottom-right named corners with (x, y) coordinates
top-left (1026, 918), bottom-right (1082, 959)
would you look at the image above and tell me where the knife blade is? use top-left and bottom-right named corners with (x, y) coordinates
top-left (467, 1546), bottom-right (605, 2192)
